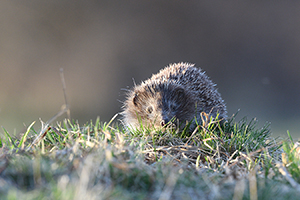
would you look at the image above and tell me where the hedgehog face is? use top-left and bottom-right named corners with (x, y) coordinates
top-left (123, 85), bottom-right (163, 129)
top-left (123, 83), bottom-right (195, 130)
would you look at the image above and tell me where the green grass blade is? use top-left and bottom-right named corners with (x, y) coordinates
top-left (286, 130), bottom-right (293, 144)
top-left (2, 126), bottom-right (17, 148)
top-left (103, 113), bottom-right (118, 131)
top-left (18, 121), bottom-right (35, 149)
top-left (46, 131), bottom-right (56, 145)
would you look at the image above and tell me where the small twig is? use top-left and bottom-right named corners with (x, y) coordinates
top-left (50, 126), bottom-right (65, 138)
top-left (26, 67), bottom-right (73, 150)
top-left (185, 126), bottom-right (199, 145)
top-left (27, 106), bottom-right (69, 150)
top-left (60, 68), bottom-right (71, 120)
top-left (226, 150), bottom-right (239, 166)
top-left (27, 126), bottom-right (51, 150)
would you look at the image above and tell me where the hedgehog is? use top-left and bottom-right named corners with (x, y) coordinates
top-left (122, 62), bottom-right (227, 132)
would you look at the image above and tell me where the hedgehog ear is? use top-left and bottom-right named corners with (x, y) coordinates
top-left (133, 92), bottom-right (139, 106)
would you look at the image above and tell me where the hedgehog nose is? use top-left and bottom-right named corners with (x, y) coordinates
top-left (161, 116), bottom-right (172, 127)
top-left (161, 117), bottom-right (169, 127)
top-left (160, 120), bottom-right (166, 127)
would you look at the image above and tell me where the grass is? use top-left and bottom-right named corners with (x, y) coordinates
top-left (0, 113), bottom-right (299, 200)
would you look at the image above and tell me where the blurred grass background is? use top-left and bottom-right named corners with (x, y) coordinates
top-left (0, 1), bottom-right (299, 138)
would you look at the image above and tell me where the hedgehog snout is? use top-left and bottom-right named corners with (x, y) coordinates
top-left (160, 115), bottom-right (177, 128)
top-left (160, 115), bottom-right (169, 126)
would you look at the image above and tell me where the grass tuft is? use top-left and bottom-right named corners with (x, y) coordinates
top-left (0, 114), bottom-right (299, 199)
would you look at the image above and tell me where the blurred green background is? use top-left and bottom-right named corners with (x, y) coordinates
top-left (1, 1), bottom-right (299, 138)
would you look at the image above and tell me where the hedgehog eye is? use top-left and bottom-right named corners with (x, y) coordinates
top-left (146, 106), bottom-right (153, 114)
